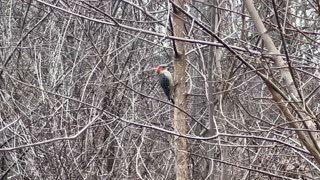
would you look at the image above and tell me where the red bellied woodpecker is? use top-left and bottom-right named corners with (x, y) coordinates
top-left (156, 65), bottom-right (174, 104)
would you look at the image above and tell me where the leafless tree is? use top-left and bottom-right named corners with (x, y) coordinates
top-left (0, 0), bottom-right (319, 179)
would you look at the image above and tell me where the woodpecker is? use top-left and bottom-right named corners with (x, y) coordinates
top-left (156, 65), bottom-right (174, 104)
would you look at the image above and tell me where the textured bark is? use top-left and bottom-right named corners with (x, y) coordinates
top-left (171, 0), bottom-right (189, 180)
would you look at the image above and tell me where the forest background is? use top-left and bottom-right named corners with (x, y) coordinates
top-left (0, 0), bottom-right (320, 179)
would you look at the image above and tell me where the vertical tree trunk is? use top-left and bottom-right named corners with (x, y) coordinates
top-left (206, 1), bottom-right (226, 179)
top-left (171, 0), bottom-right (189, 180)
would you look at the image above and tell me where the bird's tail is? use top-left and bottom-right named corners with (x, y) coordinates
top-left (170, 98), bottom-right (175, 104)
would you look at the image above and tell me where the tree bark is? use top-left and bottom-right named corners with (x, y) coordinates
top-left (171, 0), bottom-right (189, 180)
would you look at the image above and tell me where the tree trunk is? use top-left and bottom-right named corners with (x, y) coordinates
top-left (206, 1), bottom-right (228, 179)
top-left (171, 0), bottom-right (190, 180)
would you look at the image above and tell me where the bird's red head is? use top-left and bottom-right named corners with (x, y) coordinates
top-left (156, 65), bottom-right (162, 74)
